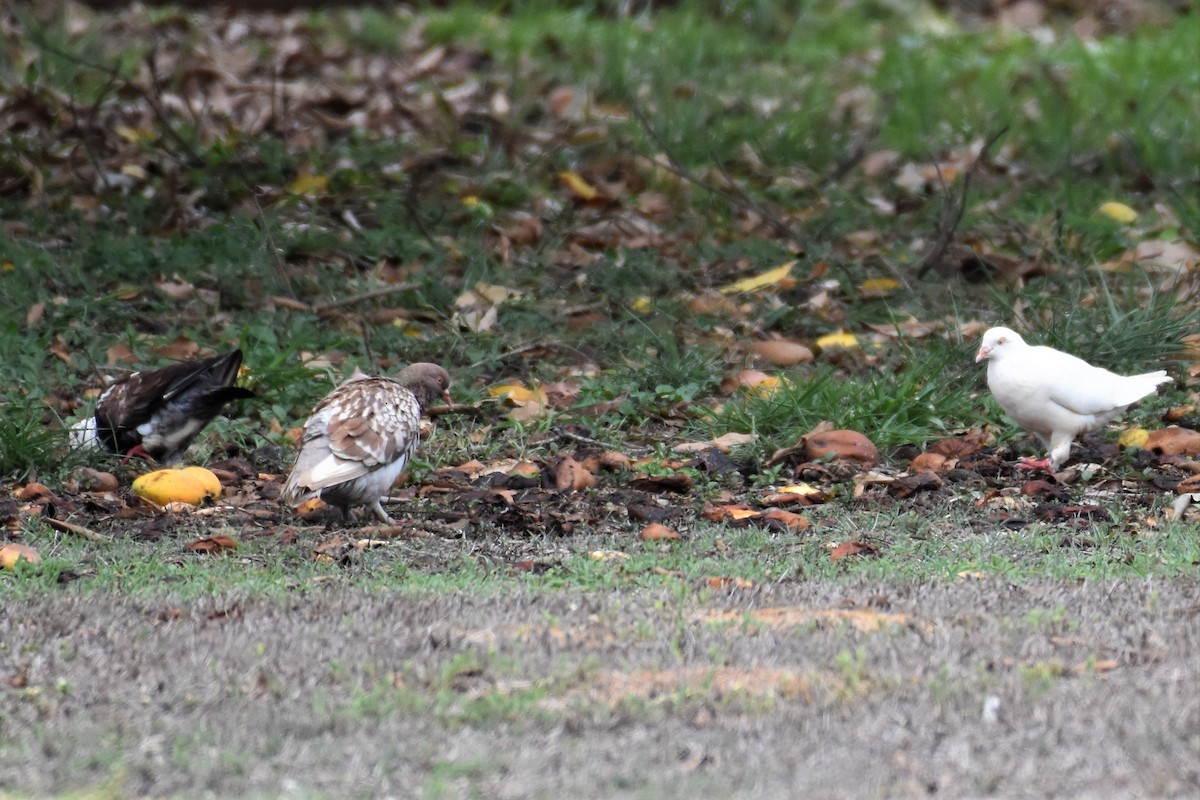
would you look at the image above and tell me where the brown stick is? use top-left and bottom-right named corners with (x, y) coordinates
top-left (914, 126), bottom-right (1009, 279)
top-left (425, 402), bottom-right (485, 418)
top-left (44, 516), bottom-right (110, 543)
top-left (312, 283), bottom-right (422, 315)
top-left (626, 95), bottom-right (800, 243)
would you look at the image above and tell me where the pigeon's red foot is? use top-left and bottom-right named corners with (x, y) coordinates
top-left (1016, 456), bottom-right (1053, 471)
top-left (120, 444), bottom-right (153, 465)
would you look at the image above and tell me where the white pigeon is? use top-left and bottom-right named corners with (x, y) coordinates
top-left (281, 362), bottom-right (451, 524)
top-left (975, 327), bottom-right (1170, 470)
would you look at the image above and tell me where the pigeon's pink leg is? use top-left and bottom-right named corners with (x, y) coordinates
top-left (1016, 456), bottom-right (1053, 470)
top-left (120, 444), bottom-right (153, 465)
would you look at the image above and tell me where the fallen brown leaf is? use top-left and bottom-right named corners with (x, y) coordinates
top-left (554, 456), bottom-right (597, 492)
top-left (759, 508), bottom-right (811, 532)
top-left (184, 535), bottom-right (238, 554)
top-left (704, 576), bottom-right (757, 591)
top-left (749, 339), bottom-right (814, 367)
top-left (888, 470), bottom-right (943, 498)
top-left (804, 429), bottom-right (879, 467)
top-left (638, 522), bottom-right (681, 542)
top-left (830, 540), bottom-right (879, 561)
top-left (1146, 426), bottom-right (1200, 457)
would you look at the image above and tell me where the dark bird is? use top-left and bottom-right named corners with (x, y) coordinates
top-left (281, 362), bottom-right (451, 525)
top-left (71, 349), bottom-right (255, 464)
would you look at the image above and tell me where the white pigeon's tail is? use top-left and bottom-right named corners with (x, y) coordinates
top-left (1114, 370), bottom-right (1170, 406)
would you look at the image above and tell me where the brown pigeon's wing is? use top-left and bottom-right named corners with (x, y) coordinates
top-left (289, 377), bottom-right (421, 493)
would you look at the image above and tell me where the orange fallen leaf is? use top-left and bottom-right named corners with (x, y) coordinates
top-left (1145, 426), bottom-right (1200, 456)
top-left (749, 339), bottom-right (813, 367)
top-left (805, 429), bottom-right (879, 466)
top-left (830, 541), bottom-right (879, 561)
top-left (554, 456), bottom-right (597, 492)
top-left (184, 535), bottom-right (238, 555)
top-left (704, 576), bottom-right (757, 591)
top-left (49, 334), bottom-right (72, 365)
top-left (14, 482), bottom-right (55, 502)
top-left (639, 523), bottom-right (680, 542)
top-left (702, 503), bottom-right (761, 523)
top-left (760, 508), bottom-right (811, 532)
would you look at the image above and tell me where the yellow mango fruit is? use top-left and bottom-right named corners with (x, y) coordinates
top-left (132, 468), bottom-right (221, 506)
top-left (1, 543), bottom-right (41, 570)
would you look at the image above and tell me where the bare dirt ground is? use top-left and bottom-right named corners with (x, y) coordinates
top-left (5, 573), bottom-right (1200, 798)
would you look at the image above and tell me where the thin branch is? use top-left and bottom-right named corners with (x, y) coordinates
top-left (252, 195), bottom-right (296, 298)
top-left (44, 516), bottom-right (110, 543)
top-left (626, 95), bottom-right (799, 243)
top-left (312, 283), bottom-right (422, 315)
top-left (914, 126), bottom-right (1009, 279)
top-left (425, 402), bottom-right (484, 419)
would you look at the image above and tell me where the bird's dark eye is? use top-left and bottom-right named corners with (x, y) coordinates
top-left (998, 337), bottom-right (1007, 344)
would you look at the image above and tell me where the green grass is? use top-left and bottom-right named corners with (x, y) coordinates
top-left (0, 0), bottom-right (1198, 602)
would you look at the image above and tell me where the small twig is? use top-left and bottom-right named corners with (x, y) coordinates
top-left (425, 402), bottom-right (484, 418)
top-left (312, 283), bottom-right (422, 315)
top-left (359, 318), bottom-right (376, 373)
top-left (44, 516), bottom-right (110, 543)
top-left (914, 126), bottom-right (1009, 279)
top-left (252, 195), bottom-right (295, 298)
top-left (626, 95), bottom-right (799, 243)
top-left (556, 428), bottom-right (613, 450)
top-left (819, 96), bottom-right (893, 187)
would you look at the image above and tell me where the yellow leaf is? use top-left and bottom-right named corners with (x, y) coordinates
top-left (474, 282), bottom-right (521, 305)
top-left (631, 296), bottom-right (652, 313)
top-left (778, 483), bottom-right (822, 497)
top-left (1097, 201), bottom-right (1138, 224)
top-left (487, 382), bottom-right (547, 405)
top-left (1118, 427), bottom-right (1149, 449)
top-left (114, 125), bottom-right (153, 143)
top-left (1, 261), bottom-right (13, 272)
top-left (288, 174), bottom-right (329, 197)
top-left (858, 277), bottom-right (899, 297)
top-left (815, 332), bottom-right (859, 351)
top-left (391, 320), bottom-right (424, 336)
top-left (589, 550), bottom-right (630, 561)
top-left (719, 261), bottom-right (796, 294)
top-left (747, 375), bottom-right (781, 397)
top-left (559, 171), bottom-right (598, 201)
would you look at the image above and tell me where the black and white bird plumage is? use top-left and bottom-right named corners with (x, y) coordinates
top-left (281, 362), bottom-right (451, 525)
top-left (71, 349), bottom-right (255, 464)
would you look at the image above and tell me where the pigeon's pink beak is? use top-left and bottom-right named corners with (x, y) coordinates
top-left (974, 346), bottom-right (990, 363)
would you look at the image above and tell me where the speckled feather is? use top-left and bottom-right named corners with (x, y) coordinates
top-left (282, 363), bottom-right (451, 524)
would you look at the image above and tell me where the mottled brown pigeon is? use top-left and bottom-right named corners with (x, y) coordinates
top-left (71, 349), bottom-right (255, 464)
top-left (281, 362), bottom-right (451, 524)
